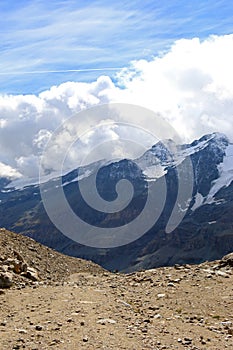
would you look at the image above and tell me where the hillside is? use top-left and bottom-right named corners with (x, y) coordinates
top-left (0, 229), bottom-right (233, 349)
top-left (0, 228), bottom-right (105, 288)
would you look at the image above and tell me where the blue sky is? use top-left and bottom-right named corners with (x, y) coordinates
top-left (1, 0), bottom-right (233, 94)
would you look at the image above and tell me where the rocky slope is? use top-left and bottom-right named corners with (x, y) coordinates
top-left (0, 229), bottom-right (233, 349)
top-left (0, 228), bottom-right (104, 288)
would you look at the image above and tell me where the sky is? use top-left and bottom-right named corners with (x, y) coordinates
top-left (1, 0), bottom-right (233, 93)
top-left (0, 0), bottom-right (233, 179)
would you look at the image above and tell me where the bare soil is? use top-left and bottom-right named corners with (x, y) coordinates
top-left (0, 229), bottom-right (233, 349)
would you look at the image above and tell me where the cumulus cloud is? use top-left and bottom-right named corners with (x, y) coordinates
top-left (0, 76), bottom-right (118, 178)
top-left (0, 162), bottom-right (22, 180)
top-left (0, 34), bottom-right (233, 180)
top-left (116, 34), bottom-right (233, 141)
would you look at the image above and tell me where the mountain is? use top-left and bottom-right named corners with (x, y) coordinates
top-left (0, 132), bottom-right (233, 271)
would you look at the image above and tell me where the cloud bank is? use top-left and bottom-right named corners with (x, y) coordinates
top-left (0, 34), bottom-right (233, 179)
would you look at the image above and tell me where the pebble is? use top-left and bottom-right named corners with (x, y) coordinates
top-left (97, 318), bottom-right (117, 325)
top-left (216, 271), bottom-right (229, 278)
top-left (18, 329), bottom-right (27, 334)
top-left (157, 293), bottom-right (166, 298)
top-left (167, 282), bottom-right (176, 287)
top-left (83, 336), bottom-right (88, 342)
top-left (154, 314), bottom-right (162, 319)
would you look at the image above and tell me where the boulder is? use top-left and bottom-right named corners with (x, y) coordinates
top-left (0, 271), bottom-right (13, 288)
top-left (21, 267), bottom-right (39, 281)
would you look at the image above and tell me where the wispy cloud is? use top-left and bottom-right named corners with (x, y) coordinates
top-left (1, 0), bottom-right (233, 93)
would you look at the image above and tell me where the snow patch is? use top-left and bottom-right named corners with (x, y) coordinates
top-left (142, 165), bottom-right (167, 180)
top-left (206, 144), bottom-right (233, 202)
top-left (62, 170), bottom-right (92, 187)
top-left (191, 192), bottom-right (205, 211)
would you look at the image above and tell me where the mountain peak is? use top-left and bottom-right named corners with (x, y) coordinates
top-left (212, 131), bottom-right (229, 141)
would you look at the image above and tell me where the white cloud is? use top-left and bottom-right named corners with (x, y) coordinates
top-left (16, 155), bottom-right (39, 178)
top-left (0, 162), bottom-right (22, 180)
top-left (0, 34), bottom-right (233, 180)
top-left (33, 129), bottom-right (52, 151)
top-left (0, 76), bottom-right (118, 178)
top-left (116, 34), bottom-right (233, 141)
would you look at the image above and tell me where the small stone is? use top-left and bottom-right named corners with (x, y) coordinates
top-left (97, 318), bottom-right (117, 325)
top-left (141, 328), bottom-right (148, 333)
top-left (143, 319), bottom-right (151, 323)
top-left (216, 271), bottom-right (229, 278)
top-left (167, 282), bottom-right (176, 287)
top-left (174, 264), bottom-right (183, 270)
top-left (183, 337), bottom-right (192, 345)
top-left (148, 306), bottom-right (160, 311)
top-left (18, 329), bottom-right (27, 334)
top-left (173, 278), bottom-right (181, 283)
top-left (35, 325), bottom-right (43, 331)
top-left (49, 339), bottom-right (60, 345)
top-left (157, 293), bottom-right (166, 298)
top-left (83, 336), bottom-right (88, 342)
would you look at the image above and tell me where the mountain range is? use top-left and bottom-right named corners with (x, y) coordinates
top-left (0, 132), bottom-right (233, 272)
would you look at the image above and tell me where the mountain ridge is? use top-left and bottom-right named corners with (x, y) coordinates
top-left (0, 132), bottom-right (233, 272)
